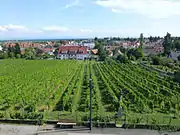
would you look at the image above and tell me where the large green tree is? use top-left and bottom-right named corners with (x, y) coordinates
top-left (139, 33), bottom-right (144, 49)
top-left (98, 45), bottom-right (107, 61)
top-left (14, 43), bottom-right (21, 55)
top-left (117, 54), bottom-right (128, 63)
top-left (7, 45), bottom-right (15, 58)
top-left (174, 40), bottom-right (180, 50)
top-left (163, 32), bottom-right (172, 55)
top-left (0, 51), bottom-right (8, 59)
top-left (24, 48), bottom-right (36, 60)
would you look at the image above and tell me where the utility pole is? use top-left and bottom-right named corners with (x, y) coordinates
top-left (89, 73), bottom-right (93, 131)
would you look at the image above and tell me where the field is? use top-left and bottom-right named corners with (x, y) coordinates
top-left (0, 59), bottom-right (180, 125)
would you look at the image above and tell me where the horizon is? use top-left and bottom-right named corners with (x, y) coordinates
top-left (0, 35), bottom-right (176, 42)
top-left (0, 0), bottom-right (180, 40)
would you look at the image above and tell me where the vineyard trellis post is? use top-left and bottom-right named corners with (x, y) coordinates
top-left (89, 73), bottom-right (93, 131)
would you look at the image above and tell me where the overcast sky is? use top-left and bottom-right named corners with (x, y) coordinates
top-left (0, 0), bottom-right (180, 40)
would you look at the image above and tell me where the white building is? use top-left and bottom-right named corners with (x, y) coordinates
top-left (0, 46), bottom-right (3, 51)
top-left (57, 45), bottom-right (89, 60)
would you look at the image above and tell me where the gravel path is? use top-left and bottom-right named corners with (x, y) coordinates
top-left (0, 124), bottom-right (180, 135)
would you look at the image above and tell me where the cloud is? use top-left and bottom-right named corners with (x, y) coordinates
top-left (0, 26), bottom-right (7, 32)
top-left (95, 0), bottom-right (180, 18)
top-left (64, 0), bottom-right (80, 9)
top-left (0, 24), bottom-right (28, 32)
top-left (80, 28), bottom-right (93, 33)
top-left (42, 26), bottom-right (70, 32)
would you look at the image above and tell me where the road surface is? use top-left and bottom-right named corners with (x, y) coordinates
top-left (0, 124), bottom-right (180, 135)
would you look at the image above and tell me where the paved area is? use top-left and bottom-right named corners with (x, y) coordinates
top-left (0, 124), bottom-right (180, 135)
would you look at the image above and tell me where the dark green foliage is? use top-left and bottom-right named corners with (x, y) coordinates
top-left (0, 51), bottom-right (8, 59)
top-left (151, 56), bottom-right (162, 65)
top-left (16, 54), bottom-right (21, 59)
top-left (24, 48), bottom-right (36, 60)
top-left (160, 57), bottom-right (173, 66)
top-left (54, 48), bottom-right (59, 56)
top-left (35, 48), bottom-right (43, 57)
top-left (163, 33), bottom-right (173, 55)
top-left (178, 55), bottom-right (180, 61)
top-left (117, 54), bottom-right (129, 63)
top-left (134, 48), bottom-right (144, 59)
top-left (9, 111), bottom-right (44, 120)
top-left (152, 56), bottom-right (173, 66)
top-left (98, 45), bottom-right (107, 61)
top-left (94, 41), bottom-right (107, 61)
top-left (174, 70), bottom-right (180, 83)
top-left (9, 52), bottom-right (15, 58)
top-left (139, 33), bottom-right (144, 48)
top-left (14, 43), bottom-right (21, 55)
top-left (174, 40), bottom-right (180, 50)
top-left (127, 48), bottom-right (144, 60)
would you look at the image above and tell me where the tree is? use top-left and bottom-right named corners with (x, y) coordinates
top-left (94, 37), bottom-right (98, 41)
top-left (152, 56), bottom-right (160, 65)
top-left (94, 41), bottom-right (101, 49)
top-left (174, 40), bottom-right (180, 50)
top-left (9, 52), bottom-right (15, 58)
top-left (24, 48), bottom-right (36, 60)
top-left (98, 45), bottom-right (106, 61)
top-left (35, 48), bottom-right (44, 57)
top-left (127, 48), bottom-right (135, 59)
top-left (163, 32), bottom-right (172, 55)
top-left (7, 45), bottom-right (17, 59)
top-left (59, 40), bottom-right (66, 45)
top-left (14, 43), bottom-right (21, 56)
top-left (0, 51), bottom-right (5, 59)
top-left (149, 36), bottom-right (153, 42)
top-left (178, 55), bottom-right (180, 61)
top-left (16, 54), bottom-right (21, 59)
top-left (174, 70), bottom-right (180, 83)
top-left (160, 57), bottom-right (173, 66)
top-left (134, 48), bottom-right (144, 59)
top-left (139, 33), bottom-right (144, 48)
top-left (117, 54), bottom-right (128, 63)
top-left (54, 48), bottom-right (59, 56)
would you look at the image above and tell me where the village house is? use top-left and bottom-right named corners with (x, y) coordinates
top-left (57, 45), bottom-right (89, 60)
top-left (169, 50), bottom-right (180, 60)
top-left (42, 45), bottom-right (55, 55)
top-left (0, 45), bottom-right (3, 51)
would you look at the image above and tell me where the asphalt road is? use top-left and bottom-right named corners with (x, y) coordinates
top-left (0, 124), bottom-right (180, 135)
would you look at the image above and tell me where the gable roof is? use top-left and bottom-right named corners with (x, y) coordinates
top-left (58, 46), bottom-right (88, 54)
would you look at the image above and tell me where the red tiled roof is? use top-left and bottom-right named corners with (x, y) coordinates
top-left (4, 42), bottom-right (42, 48)
top-left (58, 46), bottom-right (88, 54)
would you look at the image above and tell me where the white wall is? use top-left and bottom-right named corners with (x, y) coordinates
top-left (0, 46), bottom-right (2, 51)
top-left (83, 43), bottom-right (95, 49)
top-left (57, 54), bottom-right (89, 60)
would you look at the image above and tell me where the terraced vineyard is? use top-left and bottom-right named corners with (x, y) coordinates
top-left (0, 59), bottom-right (180, 125)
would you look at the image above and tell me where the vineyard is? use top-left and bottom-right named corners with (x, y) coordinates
top-left (0, 59), bottom-right (180, 125)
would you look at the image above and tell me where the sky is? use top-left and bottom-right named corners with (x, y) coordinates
top-left (0, 0), bottom-right (180, 40)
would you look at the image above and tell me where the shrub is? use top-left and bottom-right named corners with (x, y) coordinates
top-left (152, 56), bottom-right (160, 65)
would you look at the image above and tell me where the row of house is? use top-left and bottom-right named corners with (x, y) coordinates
top-left (105, 39), bottom-right (165, 56)
top-left (57, 45), bottom-right (89, 60)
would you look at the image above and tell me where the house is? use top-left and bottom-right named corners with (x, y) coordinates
top-left (42, 45), bottom-right (55, 55)
top-left (91, 49), bottom-right (99, 60)
top-left (91, 49), bottom-right (98, 55)
top-left (83, 42), bottom-right (95, 49)
top-left (57, 45), bottom-right (89, 60)
top-left (169, 50), bottom-right (180, 60)
top-left (0, 46), bottom-right (2, 51)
